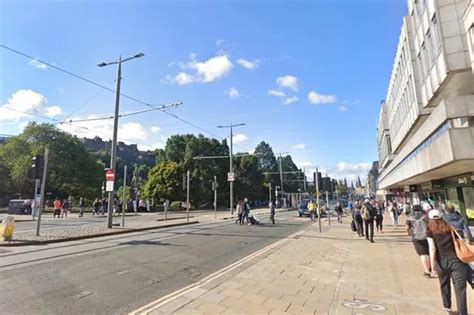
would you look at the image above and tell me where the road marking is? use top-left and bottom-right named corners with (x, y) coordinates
top-left (129, 229), bottom-right (305, 315)
top-left (73, 291), bottom-right (94, 299)
top-left (342, 299), bottom-right (386, 311)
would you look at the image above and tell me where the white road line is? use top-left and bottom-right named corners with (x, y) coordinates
top-left (129, 229), bottom-right (306, 315)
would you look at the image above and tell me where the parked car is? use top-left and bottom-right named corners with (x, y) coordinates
top-left (8, 199), bottom-right (32, 215)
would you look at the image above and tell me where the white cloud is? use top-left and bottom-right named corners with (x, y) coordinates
top-left (29, 59), bottom-right (48, 70)
top-left (226, 87), bottom-right (240, 98)
top-left (308, 91), bottom-right (337, 104)
top-left (283, 96), bottom-right (298, 105)
top-left (268, 89), bottom-right (286, 97)
top-left (237, 58), bottom-right (259, 69)
top-left (0, 89), bottom-right (62, 121)
top-left (327, 162), bottom-right (371, 182)
top-left (166, 55), bottom-right (233, 84)
top-left (151, 126), bottom-right (161, 133)
top-left (119, 122), bottom-right (147, 140)
top-left (268, 89), bottom-right (297, 105)
top-left (45, 106), bottom-right (62, 117)
top-left (232, 133), bottom-right (247, 143)
top-left (339, 105), bottom-right (348, 112)
top-left (174, 72), bottom-right (195, 85)
top-left (276, 75), bottom-right (298, 92)
top-left (293, 143), bottom-right (306, 150)
top-left (137, 142), bottom-right (164, 151)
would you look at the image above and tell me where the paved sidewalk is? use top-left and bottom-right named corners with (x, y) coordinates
top-left (134, 216), bottom-right (473, 315)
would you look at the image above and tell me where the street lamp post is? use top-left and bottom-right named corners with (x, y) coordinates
top-left (98, 53), bottom-right (144, 228)
top-left (217, 123), bottom-right (245, 215)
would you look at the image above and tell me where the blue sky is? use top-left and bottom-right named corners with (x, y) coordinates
top-left (0, 0), bottom-right (407, 182)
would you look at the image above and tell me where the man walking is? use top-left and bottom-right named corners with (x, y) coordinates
top-left (362, 199), bottom-right (377, 243)
top-left (53, 197), bottom-right (61, 218)
top-left (269, 200), bottom-right (275, 224)
top-left (335, 202), bottom-right (343, 223)
top-left (78, 197), bottom-right (85, 217)
top-left (243, 198), bottom-right (250, 224)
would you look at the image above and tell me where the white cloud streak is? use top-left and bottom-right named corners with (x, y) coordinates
top-left (232, 133), bottom-right (247, 143)
top-left (0, 89), bottom-right (62, 121)
top-left (308, 91), bottom-right (337, 104)
top-left (276, 75), bottom-right (298, 92)
top-left (167, 54), bottom-right (233, 85)
top-left (29, 59), bottom-right (48, 70)
top-left (237, 58), bottom-right (259, 69)
top-left (226, 87), bottom-right (240, 98)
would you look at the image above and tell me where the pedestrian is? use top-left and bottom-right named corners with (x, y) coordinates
top-left (139, 199), bottom-right (145, 212)
top-left (78, 197), bottom-right (85, 217)
top-left (61, 199), bottom-right (69, 218)
top-left (308, 200), bottom-right (316, 221)
top-left (101, 198), bottom-right (107, 215)
top-left (404, 201), bottom-right (412, 215)
top-left (443, 204), bottom-right (474, 243)
top-left (92, 198), bottom-right (100, 216)
top-left (31, 198), bottom-right (38, 220)
top-left (361, 199), bottom-right (376, 243)
top-left (353, 202), bottom-right (364, 237)
top-left (335, 202), bottom-right (343, 223)
top-left (375, 200), bottom-right (384, 233)
top-left (163, 199), bottom-right (170, 220)
top-left (117, 199), bottom-right (123, 215)
top-left (389, 201), bottom-right (399, 228)
top-left (53, 197), bottom-right (61, 218)
top-left (269, 200), bottom-right (275, 224)
top-left (235, 199), bottom-right (243, 224)
top-left (426, 209), bottom-right (471, 315)
top-left (243, 198), bottom-right (250, 225)
top-left (406, 204), bottom-right (431, 278)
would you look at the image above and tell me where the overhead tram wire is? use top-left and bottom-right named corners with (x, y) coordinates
top-left (58, 102), bottom-right (181, 124)
top-left (1, 44), bottom-right (238, 144)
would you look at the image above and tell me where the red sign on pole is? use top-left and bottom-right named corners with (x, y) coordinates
top-left (105, 169), bottom-right (115, 181)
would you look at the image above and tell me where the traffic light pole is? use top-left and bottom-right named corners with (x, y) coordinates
top-left (36, 148), bottom-right (49, 236)
top-left (213, 176), bottom-right (217, 219)
top-left (122, 165), bottom-right (127, 227)
top-left (186, 170), bottom-right (190, 222)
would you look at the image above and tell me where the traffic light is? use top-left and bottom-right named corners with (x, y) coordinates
top-left (31, 155), bottom-right (45, 179)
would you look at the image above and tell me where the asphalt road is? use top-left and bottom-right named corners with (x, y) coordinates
top-left (0, 211), bottom-right (310, 315)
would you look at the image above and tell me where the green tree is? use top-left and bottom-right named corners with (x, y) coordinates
top-left (234, 154), bottom-right (265, 201)
top-left (144, 161), bottom-right (182, 201)
top-left (0, 122), bottom-right (103, 199)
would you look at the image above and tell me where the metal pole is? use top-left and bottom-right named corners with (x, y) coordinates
top-left (279, 154), bottom-right (284, 192)
top-left (36, 148), bottom-right (49, 236)
top-left (186, 170), bottom-right (190, 222)
top-left (107, 57), bottom-right (122, 229)
top-left (316, 167), bottom-right (321, 233)
top-left (303, 167), bottom-right (306, 192)
top-left (268, 182), bottom-right (272, 203)
top-left (326, 191), bottom-right (330, 226)
top-left (229, 125), bottom-right (234, 215)
top-left (214, 175), bottom-right (217, 219)
top-left (122, 165), bottom-right (127, 227)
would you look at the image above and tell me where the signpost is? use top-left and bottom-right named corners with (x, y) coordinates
top-left (227, 172), bottom-right (235, 182)
top-left (105, 169), bottom-right (115, 192)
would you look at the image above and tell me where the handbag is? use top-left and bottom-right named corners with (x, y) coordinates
top-left (351, 220), bottom-right (357, 232)
top-left (450, 226), bottom-right (474, 263)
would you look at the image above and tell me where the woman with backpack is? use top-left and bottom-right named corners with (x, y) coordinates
top-left (406, 204), bottom-right (431, 278)
top-left (426, 209), bottom-right (471, 315)
top-left (235, 199), bottom-right (243, 225)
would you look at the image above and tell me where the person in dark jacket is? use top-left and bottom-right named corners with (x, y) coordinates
top-left (443, 204), bottom-right (473, 243)
top-left (427, 209), bottom-right (471, 315)
top-left (362, 199), bottom-right (377, 243)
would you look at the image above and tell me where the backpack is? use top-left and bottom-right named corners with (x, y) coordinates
top-left (362, 206), bottom-right (371, 220)
top-left (412, 218), bottom-right (427, 240)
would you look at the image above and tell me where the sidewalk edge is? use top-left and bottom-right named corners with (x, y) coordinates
top-left (0, 221), bottom-right (199, 247)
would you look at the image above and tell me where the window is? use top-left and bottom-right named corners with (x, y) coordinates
top-left (431, 14), bottom-right (442, 52)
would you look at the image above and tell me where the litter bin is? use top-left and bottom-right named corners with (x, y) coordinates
top-left (1, 216), bottom-right (15, 241)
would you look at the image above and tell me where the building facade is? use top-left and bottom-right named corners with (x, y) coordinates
top-left (378, 0), bottom-right (474, 219)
